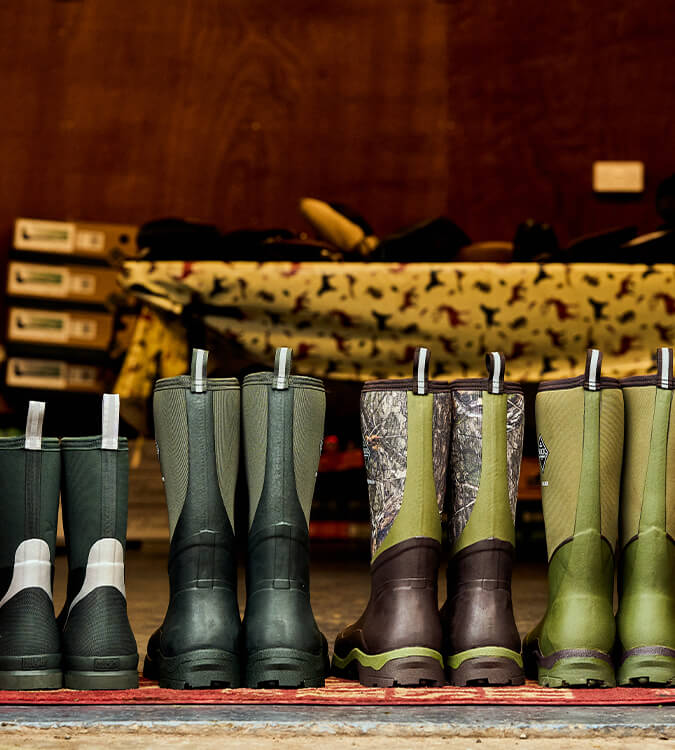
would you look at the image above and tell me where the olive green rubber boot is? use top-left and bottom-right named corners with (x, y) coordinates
top-left (0, 402), bottom-right (62, 690)
top-left (242, 347), bottom-right (329, 688)
top-left (523, 349), bottom-right (623, 688)
top-left (617, 347), bottom-right (675, 686)
top-left (333, 348), bottom-right (448, 687)
top-left (58, 394), bottom-right (139, 690)
top-left (441, 352), bottom-right (525, 686)
top-left (143, 349), bottom-right (242, 689)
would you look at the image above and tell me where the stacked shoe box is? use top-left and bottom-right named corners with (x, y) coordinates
top-left (4, 218), bottom-right (137, 392)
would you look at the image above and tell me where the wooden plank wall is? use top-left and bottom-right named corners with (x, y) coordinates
top-left (0, 0), bottom-right (674, 256)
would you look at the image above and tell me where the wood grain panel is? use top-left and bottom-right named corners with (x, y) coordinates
top-left (0, 0), bottom-right (673, 258)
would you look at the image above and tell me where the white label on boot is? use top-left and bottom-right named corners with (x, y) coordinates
top-left (68, 538), bottom-right (126, 615)
top-left (0, 539), bottom-right (52, 608)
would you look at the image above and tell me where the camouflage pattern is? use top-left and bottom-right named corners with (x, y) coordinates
top-left (361, 390), bottom-right (408, 556)
top-left (506, 393), bottom-right (525, 518)
top-left (432, 392), bottom-right (452, 513)
top-left (448, 390), bottom-right (524, 545)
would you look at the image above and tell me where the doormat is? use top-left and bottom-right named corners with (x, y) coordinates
top-left (0, 677), bottom-right (673, 706)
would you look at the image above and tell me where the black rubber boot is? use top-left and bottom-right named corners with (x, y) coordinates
top-left (143, 349), bottom-right (242, 688)
top-left (58, 394), bottom-right (139, 690)
top-left (0, 402), bottom-right (62, 690)
top-left (242, 347), bottom-right (329, 688)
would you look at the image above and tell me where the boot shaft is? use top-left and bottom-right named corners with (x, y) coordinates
top-left (448, 352), bottom-right (524, 554)
top-left (0, 402), bottom-right (60, 570)
top-left (153, 349), bottom-right (240, 589)
top-left (361, 348), bottom-right (447, 561)
top-left (620, 346), bottom-right (675, 547)
top-left (243, 347), bottom-right (324, 587)
top-left (535, 349), bottom-right (624, 560)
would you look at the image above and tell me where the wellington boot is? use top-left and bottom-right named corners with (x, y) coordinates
top-left (523, 349), bottom-right (623, 687)
top-left (0, 402), bottom-right (61, 690)
top-left (333, 348), bottom-right (448, 687)
top-left (242, 347), bottom-right (329, 688)
top-left (441, 352), bottom-right (525, 686)
top-left (144, 349), bottom-right (242, 688)
top-left (58, 395), bottom-right (138, 689)
top-left (616, 347), bottom-right (675, 686)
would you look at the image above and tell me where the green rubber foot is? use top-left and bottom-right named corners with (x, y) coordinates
top-left (538, 656), bottom-right (615, 688)
top-left (618, 654), bottom-right (675, 687)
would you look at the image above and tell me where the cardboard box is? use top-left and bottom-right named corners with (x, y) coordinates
top-left (7, 261), bottom-right (119, 305)
top-left (7, 307), bottom-right (114, 350)
top-left (13, 218), bottom-right (137, 261)
top-left (6, 357), bottom-right (104, 392)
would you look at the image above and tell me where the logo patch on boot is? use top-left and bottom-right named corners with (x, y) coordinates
top-left (538, 434), bottom-right (549, 472)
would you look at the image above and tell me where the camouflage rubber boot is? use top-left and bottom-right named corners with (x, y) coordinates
top-left (144, 349), bottom-right (242, 688)
top-left (523, 349), bottom-right (623, 687)
top-left (441, 352), bottom-right (525, 686)
top-left (616, 347), bottom-right (675, 686)
top-left (0, 402), bottom-right (61, 690)
top-left (332, 348), bottom-right (449, 687)
top-left (242, 347), bottom-right (329, 688)
top-left (58, 394), bottom-right (138, 690)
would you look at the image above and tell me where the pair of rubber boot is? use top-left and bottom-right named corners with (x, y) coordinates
top-left (524, 348), bottom-right (675, 687)
top-left (333, 348), bottom-right (525, 687)
top-left (144, 347), bottom-right (329, 689)
top-left (0, 396), bottom-right (138, 690)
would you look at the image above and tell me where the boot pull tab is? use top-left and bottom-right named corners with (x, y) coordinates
top-left (412, 347), bottom-right (430, 395)
top-left (273, 347), bottom-right (293, 390)
top-left (24, 401), bottom-right (45, 451)
top-left (101, 393), bottom-right (120, 450)
top-left (485, 351), bottom-right (505, 395)
top-left (657, 347), bottom-right (673, 390)
top-left (584, 348), bottom-right (602, 391)
top-left (190, 348), bottom-right (208, 393)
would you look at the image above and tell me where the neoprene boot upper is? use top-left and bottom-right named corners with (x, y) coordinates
top-left (441, 352), bottom-right (525, 686)
top-left (332, 348), bottom-right (448, 687)
top-left (524, 349), bottom-right (623, 687)
top-left (0, 402), bottom-right (61, 690)
top-left (617, 347), bottom-right (675, 686)
top-left (242, 347), bottom-right (329, 688)
top-left (58, 394), bottom-right (138, 690)
top-left (144, 349), bottom-right (242, 688)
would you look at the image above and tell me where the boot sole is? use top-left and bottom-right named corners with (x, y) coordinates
top-left (535, 650), bottom-right (615, 688)
top-left (618, 648), bottom-right (675, 687)
top-left (332, 646), bottom-right (445, 687)
top-left (446, 647), bottom-right (524, 686)
top-left (65, 670), bottom-right (138, 690)
top-left (0, 669), bottom-right (62, 690)
top-left (245, 647), bottom-right (329, 688)
top-left (143, 648), bottom-right (240, 689)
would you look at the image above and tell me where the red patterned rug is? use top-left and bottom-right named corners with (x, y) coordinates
top-left (0, 677), bottom-right (672, 705)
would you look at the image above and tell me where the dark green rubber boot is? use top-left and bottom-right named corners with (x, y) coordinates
top-left (333, 348), bottom-right (447, 687)
top-left (441, 352), bottom-right (525, 686)
top-left (58, 394), bottom-right (139, 690)
top-left (0, 402), bottom-right (62, 690)
top-left (616, 347), bottom-right (675, 686)
top-left (143, 349), bottom-right (242, 689)
top-left (523, 349), bottom-right (623, 687)
top-left (242, 347), bottom-right (329, 688)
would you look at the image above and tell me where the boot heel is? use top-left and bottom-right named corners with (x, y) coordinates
top-left (333, 647), bottom-right (445, 687)
top-left (0, 669), bottom-right (62, 690)
top-left (246, 647), bottom-right (329, 688)
top-left (618, 649), bottom-right (675, 686)
top-left (447, 648), bottom-right (524, 686)
top-left (64, 670), bottom-right (138, 690)
top-left (145, 648), bottom-right (240, 689)
top-left (537, 651), bottom-right (615, 688)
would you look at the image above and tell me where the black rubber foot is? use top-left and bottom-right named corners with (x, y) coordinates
top-left (64, 670), bottom-right (138, 690)
top-left (0, 669), bottom-right (62, 690)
